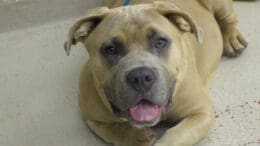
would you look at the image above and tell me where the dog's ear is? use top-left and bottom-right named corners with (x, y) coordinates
top-left (64, 7), bottom-right (110, 56)
top-left (152, 1), bottom-right (203, 43)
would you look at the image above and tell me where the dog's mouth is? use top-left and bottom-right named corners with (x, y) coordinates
top-left (107, 80), bottom-right (176, 127)
top-left (110, 97), bottom-right (172, 125)
top-left (128, 99), bottom-right (172, 123)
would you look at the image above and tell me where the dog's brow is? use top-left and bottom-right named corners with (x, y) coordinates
top-left (111, 37), bottom-right (123, 45)
top-left (101, 37), bottom-right (122, 47)
top-left (147, 28), bottom-right (170, 41)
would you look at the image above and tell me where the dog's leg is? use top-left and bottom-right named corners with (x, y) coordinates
top-left (86, 120), bottom-right (157, 146)
top-left (212, 0), bottom-right (248, 57)
top-left (155, 99), bottom-right (214, 146)
top-left (200, 0), bottom-right (248, 57)
top-left (155, 114), bottom-right (214, 146)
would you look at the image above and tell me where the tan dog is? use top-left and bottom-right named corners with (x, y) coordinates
top-left (64, 0), bottom-right (248, 145)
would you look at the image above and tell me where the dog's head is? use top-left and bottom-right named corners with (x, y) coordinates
top-left (65, 2), bottom-right (202, 128)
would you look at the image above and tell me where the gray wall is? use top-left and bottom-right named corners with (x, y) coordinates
top-left (0, 0), bottom-right (103, 33)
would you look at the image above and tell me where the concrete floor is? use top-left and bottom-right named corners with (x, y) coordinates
top-left (0, 1), bottom-right (259, 146)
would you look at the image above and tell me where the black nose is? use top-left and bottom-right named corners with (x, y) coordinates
top-left (126, 67), bottom-right (156, 92)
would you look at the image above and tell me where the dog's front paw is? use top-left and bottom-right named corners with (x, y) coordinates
top-left (136, 128), bottom-right (158, 146)
top-left (222, 24), bottom-right (248, 57)
top-left (153, 134), bottom-right (191, 146)
top-left (116, 127), bottom-right (158, 146)
top-left (154, 140), bottom-right (189, 146)
top-left (153, 141), bottom-right (165, 146)
top-left (153, 135), bottom-right (170, 146)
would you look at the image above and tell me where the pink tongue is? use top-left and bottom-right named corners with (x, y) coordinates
top-left (129, 101), bottom-right (161, 122)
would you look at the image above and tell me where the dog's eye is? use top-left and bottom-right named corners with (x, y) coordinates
top-left (103, 46), bottom-right (118, 55)
top-left (154, 38), bottom-right (168, 48)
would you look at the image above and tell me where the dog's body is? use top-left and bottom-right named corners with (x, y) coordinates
top-left (65, 0), bottom-right (247, 145)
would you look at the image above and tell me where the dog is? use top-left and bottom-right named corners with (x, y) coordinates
top-left (64, 0), bottom-right (248, 145)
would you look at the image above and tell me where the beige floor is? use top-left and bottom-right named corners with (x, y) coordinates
top-left (0, 1), bottom-right (259, 146)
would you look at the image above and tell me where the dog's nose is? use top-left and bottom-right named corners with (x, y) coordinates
top-left (126, 67), bottom-right (156, 92)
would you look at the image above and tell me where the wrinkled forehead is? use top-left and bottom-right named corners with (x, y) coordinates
top-left (84, 5), bottom-right (183, 56)
top-left (90, 6), bottom-right (173, 43)
top-left (108, 5), bottom-right (157, 24)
